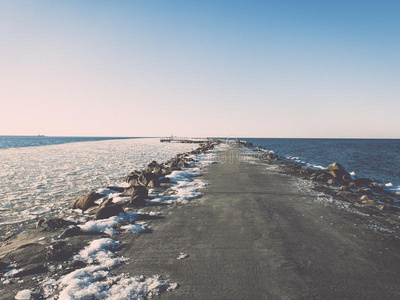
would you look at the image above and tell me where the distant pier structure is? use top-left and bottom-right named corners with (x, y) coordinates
top-left (160, 135), bottom-right (211, 143)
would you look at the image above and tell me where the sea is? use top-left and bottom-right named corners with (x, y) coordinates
top-left (0, 136), bottom-right (198, 241)
top-left (244, 138), bottom-right (400, 192)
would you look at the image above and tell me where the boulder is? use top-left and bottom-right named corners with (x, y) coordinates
top-left (45, 241), bottom-right (75, 261)
top-left (299, 168), bottom-right (313, 176)
top-left (362, 199), bottom-right (375, 205)
top-left (177, 159), bottom-right (189, 168)
top-left (129, 195), bottom-right (146, 207)
top-left (159, 177), bottom-right (171, 184)
top-left (326, 162), bottom-right (347, 172)
top-left (327, 178), bottom-right (337, 185)
top-left (369, 182), bottom-right (384, 193)
top-left (360, 195), bottom-right (371, 201)
top-left (0, 260), bottom-right (7, 270)
top-left (137, 172), bottom-right (159, 186)
top-left (326, 163), bottom-right (351, 182)
top-left (123, 172), bottom-right (140, 186)
top-left (349, 182), bottom-right (358, 189)
top-left (3, 243), bottom-right (46, 276)
top-left (160, 167), bottom-right (172, 176)
top-left (36, 218), bottom-right (75, 231)
top-left (69, 192), bottom-right (104, 211)
top-left (106, 186), bottom-right (125, 193)
top-left (339, 186), bottom-right (351, 192)
top-left (67, 260), bottom-right (86, 269)
top-left (120, 185), bottom-right (148, 199)
top-left (310, 171), bottom-right (332, 182)
top-left (358, 187), bottom-right (373, 196)
top-left (145, 161), bottom-right (166, 175)
top-left (58, 226), bottom-right (83, 239)
top-left (95, 204), bottom-right (124, 220)
top-left (354, 178), bottom-right (373, 186)
top-left (336, 191), bottom-right (357, 201)
top-left (15, 265), bottom-right (48, 277)
top-left (147, 179), bottom-right (160, 187)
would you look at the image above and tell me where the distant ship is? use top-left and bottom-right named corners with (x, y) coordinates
top-left (37, 134), bottom-right (45, 137)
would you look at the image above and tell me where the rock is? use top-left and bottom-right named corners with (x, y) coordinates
top-left (310, 171), bottom-right (332, 182)
top-left (377, 204), bottom-right (386, 211)
top-left (67, 259), bottom-right (86, 269)
top-left (45, 241), bottom-right (75, 261)
top-left (177, 159), bottom-right (189, 168)
top-left (362, 199), bottom-right (375, 205)
top-left (128, 195), bottom-right (146, 207)
top-left (58, 226), bottom-right (82, 239)
top-left (336, 191), bottom-right (357, 201)
top-left (369, 182), bottom-right (384, 193)
top-left (121, 185), bottom-right (148, 199)
top-left (339, 186), bottom-right (351, 192)
top-left (349, 182), bottom-right (358, 189)
top-left (69, 192), bottom-right (104, 211)
top-left (147, 179), bottom-right (160, 187)
top-left (106, 186), bottom-right (125, 193)
top-left (326, 162), bottom-right (347, 172)
top-left (3, 243), bottom-right (46, 276)
top-left (360, 195), bottom-right (371, 201)
top-left (36, 218), bottom-right (75, 231)
top-left (313, 185), bottom-right (337, 197)
top-left (145, 161), bottom-right (165, 174)
top-left (138, 172), bottom-right (159, 186)
top-left (95, 204), bottom-right (124, 220)
top-left (167, 160), bottom-right (181, 171)
top-left (354, 178), bottom-right (373, 186)
top-left (358, 187), bottom-right (373, 196)
top-left (327, 178), bottom-right (337, 185)
top-left (299, 168), bottom-right (313, 176)
top-left (159, 177), bottom-right (170, 184)
top-left (160, 167), bottom-right (172, 176)
top-left (0, 261), bottom-right (8, 271)
top-left (326, 163), bottom-right (351, 182)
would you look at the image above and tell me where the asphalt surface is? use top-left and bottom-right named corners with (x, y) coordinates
top-left (116, 148), bottom-right (400, 299)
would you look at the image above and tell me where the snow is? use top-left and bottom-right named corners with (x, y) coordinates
top-left (4, 268), bottom-right (21, 277)
top-left (50, 238), bottom-right (177, 300)
top-left (177, 253), bottom-right (189, 260)
top-left (15, 289), bottom-right (31, 299)
top-left (121, 224), bottom-right (148, 233)
top-left (79, 212), bottom-right (145, 235)
top-left (74, 238), bottom-right (124, 268)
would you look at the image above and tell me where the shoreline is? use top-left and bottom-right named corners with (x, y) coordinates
top-left (1, 140), bottom-right (400, 299)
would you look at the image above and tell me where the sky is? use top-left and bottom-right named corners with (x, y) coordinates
top-left (0, 0), bottom-right (399, 138)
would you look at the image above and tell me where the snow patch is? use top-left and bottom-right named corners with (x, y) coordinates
top-left (79, 213), bottom-right (145, 235)
top-left (43, 238), bottom-right (177, 299)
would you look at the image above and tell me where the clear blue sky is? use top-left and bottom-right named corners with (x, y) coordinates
top-left (1, 0), bottom-right (399, 137)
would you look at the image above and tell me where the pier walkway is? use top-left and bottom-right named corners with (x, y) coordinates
top-left (117, 147), bottom-right (400, 299)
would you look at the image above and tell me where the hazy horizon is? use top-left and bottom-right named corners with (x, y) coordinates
top-left (1, 1), bottom-right (399, 138)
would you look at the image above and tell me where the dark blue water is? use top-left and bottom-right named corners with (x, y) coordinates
top-left (0, 136), bottom-right (137, 150)
top-left (244, 138), bottom-right (400, 191)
